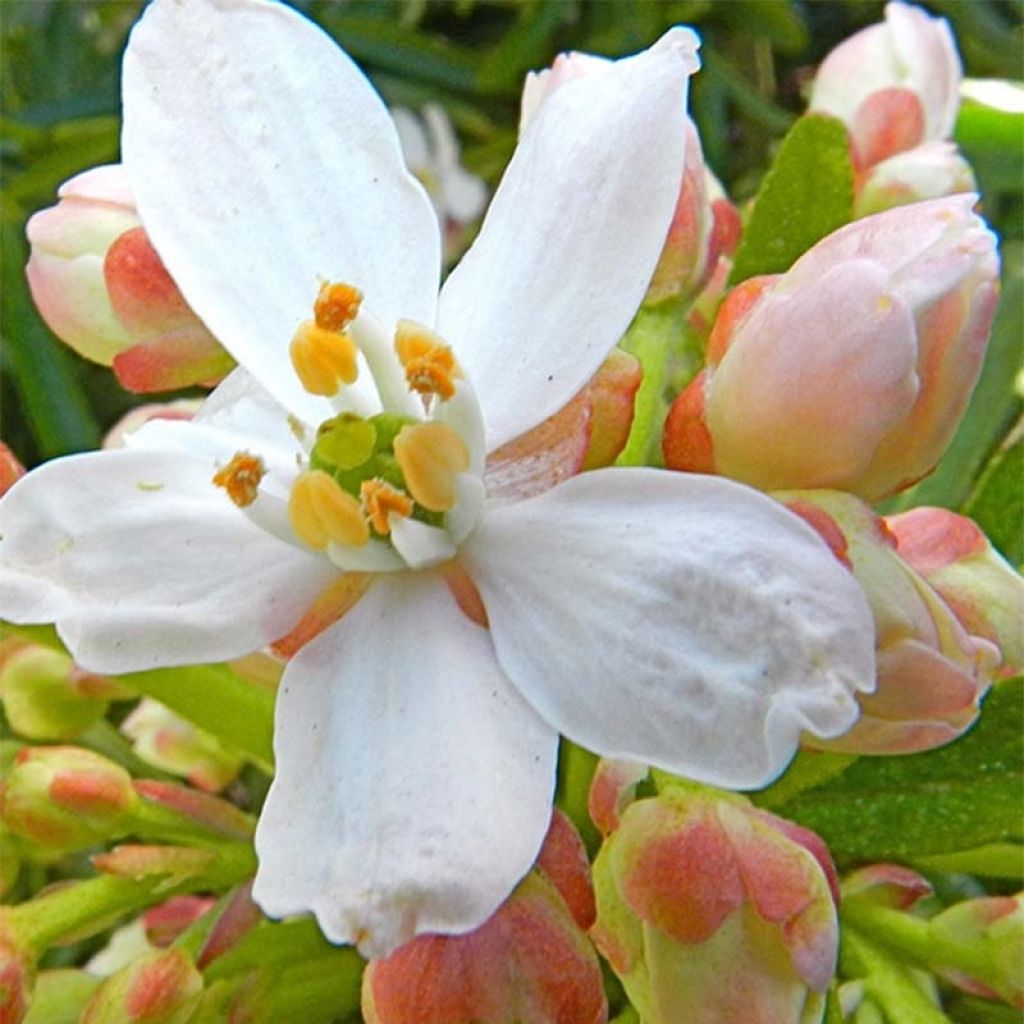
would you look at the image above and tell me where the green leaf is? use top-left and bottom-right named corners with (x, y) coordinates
top-left (884, 242), bottom-right (1023, 515)
top-left (964, 437), bottom-right (1024, 565)
top-left (776, 679), bottom-right (1024, 865)
top-left (718, 0), bottom-right (808, 54)
top-left (729, 113), bottom-right (853, 285)
top-left (475, 0), bottom-right (569, 97)
top-left (0, 216), bottom-right (100, 458)
top-left (957, 98), bottom-right (1024, 194)
top-left (913, 841), bottom-right (1024, 880)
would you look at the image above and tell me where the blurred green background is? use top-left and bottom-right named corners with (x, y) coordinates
top-left (2, 0), bottom-right (1022, 473)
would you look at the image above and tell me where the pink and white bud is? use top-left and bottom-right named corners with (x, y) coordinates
top-left (0, 642), bottom-right (124, 741)
top-left (664, 196), bottom-right (1000, 501)
top-left (784, 491), bottom-right (999, 755)
top-left (26, 165), bottom-right (233, 392)
top-left (842, 864), bottom-right (933, 910)
top-left (79, 949), bottom-right (202, 1024)
top-left (856, 140), bottom-right (976, 217)
top-left (0, 746), bottom-right (138, 851)
top-left (885, 507), bottom-right (1024, 671)
top-left (361, 812), bottom-right (606, 1024)
top-left (590, 786), bottom-right (838, 1024)
top-left (809, 2), bottom-right (961, 170)
top-left (121, 698), bottom-right (243, 793)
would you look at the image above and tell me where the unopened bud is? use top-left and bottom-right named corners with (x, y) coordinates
top-left (79, 948), bottom-right (202, 1024)
top-left (785, 491), bottom-right (999, 754)
top-left (122, 699), bottom-right (243, 793)
top-left (590, 785), bottom-right (837, 1024)
top-left (362, 812), bottom-right (605, 1024)
top-left (26, 165), bottom-right (233, 392)
top-left (0, 643), bottom-right (121, 741)
top-left (0, 445), bottom-right (25, 499)
top-left (0, 746), bottom-right (137, 851)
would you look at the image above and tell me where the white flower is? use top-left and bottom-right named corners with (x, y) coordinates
top-left (0, 0), bottom-right (876, 957)
top-left (392, 103), bottom-right (488, 227)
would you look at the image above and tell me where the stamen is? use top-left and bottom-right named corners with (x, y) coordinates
top-left (315, 282), bottom-right (363, 332)
top-left (290, 321), bottom-right (359, 396)
top-left (393, 422), bottom-right (469, 511)
top-left (213, 452), bottom-right (265, 508)
top-left (289, 470), bottom-right (369, 549)
top-left (394, 319), bottom-right (461, 401)
top-left (360, 479), bottom-right (414, 535)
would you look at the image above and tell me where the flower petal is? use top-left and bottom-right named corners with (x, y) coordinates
top-left (461, 469), bottom-right (876, 789)
top-left (121, 0), bottom-right (441, 419)
top-left (437, 30), bottom-right (697, 450)
top-left (0, 450), bottom-right (336, 673)
top-left (253, 572), bottom-right (559, 958)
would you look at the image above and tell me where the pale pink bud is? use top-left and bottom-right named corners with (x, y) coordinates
top-left (79, 949), bottom-right (202, 1024)
top-left (784, 491), bottom-right (999, 754)
top-left (143, 896), bottom-right (216, 949)
top-left (664, 196), bottom-right (1000, 501)
top-left (885, 507), bottom-right (1024, 671)
top-left (121, 698), bottom-right (243, 793)
top-left (591, 787), bottom-right (838, 1024)
top-left (809, 2), bottom-right (961, 169)
top-left (26, 165), bottom-right (233, 392)
top-left (842, 864), bottom-right (933, 909)
top-left (856, 140), bottom-right (977, 216)
top-left (0, 918), bottom-right (34, 1024)
top-left (0, 746), bottom-right (138, 850)
top-left (361, 812), bottom-right (606, 1024)
top-left (588, 759), bottom-right (649, 837)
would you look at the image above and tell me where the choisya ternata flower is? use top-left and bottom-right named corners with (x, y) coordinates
top-left (0, 0), bottom-right (875, 958)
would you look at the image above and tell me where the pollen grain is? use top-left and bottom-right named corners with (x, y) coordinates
top-left (213, 452), bottom-right (266, 508)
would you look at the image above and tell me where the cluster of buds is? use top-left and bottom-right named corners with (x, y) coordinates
top-left (808, 2), bottom-right (975, 215)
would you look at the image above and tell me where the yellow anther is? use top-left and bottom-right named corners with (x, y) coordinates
top-left (393, 422), bottom-right (469, 512)
top-left (394, 319), bottom-right (461, 401)
top-left (315, 281), bottom-right (363, 333)
top-left (360, 479), bottom-right (414, 535)
top-left (290, 321), bottom-right (359, 397)
top-left (289, 470), bottom-right (369, 550)
top-left (213, 452), bottom-right (266, 508)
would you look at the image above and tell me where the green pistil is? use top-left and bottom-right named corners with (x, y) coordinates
top-left (309, 412), bottom-right (444, 532)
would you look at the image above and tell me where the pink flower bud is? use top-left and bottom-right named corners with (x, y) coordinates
top-left (842, 864), bottom-right (933, 910)
top-left (79, 949), bottom-right (202, 1024)
top-left (102, 399), bottom-right (201, 449)
top-left (0, 921), bottom-right (34, 1024)
top-left (143, 896), bottom-right (216, 949)
top-left (664, 196), bottom-right (1000, 501)
top-left (26, 165), bottom-right (233, 392)
top-left (809, 2), bottom-right (961, 170)
top-left (0, 642), bottom-right (121, 741)
top-left (784, 491), bottom-right (999, 754)
top-left (361, 812), bottom-right (606, 1024)
top-left (590, 787), bottom-right (838, 1024)
top-left (885, 507), bottom-right (1024, 671)
top-left (121, 698), bottom-right (243, 793)
top-left (855, 141), bottom-right (977, 217)
top-left (0, 746), bottom-right (138, 851)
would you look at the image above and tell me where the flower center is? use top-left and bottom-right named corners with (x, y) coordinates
top-left (212, 280), bottom-right (485, 572)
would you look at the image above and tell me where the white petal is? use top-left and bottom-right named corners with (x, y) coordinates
top-left (0, 450), bottom-right (337, 673)
top-left (461, 468), bottom-right (876, 789)
top-left (326, 538), bottom-right (405, 574)
top-left (121, 0), bottom-right (441, 419)
top-left (437, 29), bottom-right (697, 450)
top-left (253, 572), bottom-right (558, 958)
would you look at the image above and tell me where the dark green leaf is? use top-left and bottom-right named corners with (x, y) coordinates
top-left (964, 437), bottom-right (1024, 565)
top-left (729, 113), bottom-right (853, 284)
top-left (776, 679), bottom-right (1024, 865)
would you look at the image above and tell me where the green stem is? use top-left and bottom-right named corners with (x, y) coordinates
top-left (840, 925), bottom-right (950, 1024)
top-left (748, 749), bottom-right (859, 810)
top-left (556, 739), bottom-right (601, 855)
top-left (616, 304), bottom-right (683, 467)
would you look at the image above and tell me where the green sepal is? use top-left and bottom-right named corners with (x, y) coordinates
top-left (729, 113), bottom-right (854, 285)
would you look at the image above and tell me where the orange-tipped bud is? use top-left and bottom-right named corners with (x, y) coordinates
top-left (79, 949), bottom-right (202, 1024)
